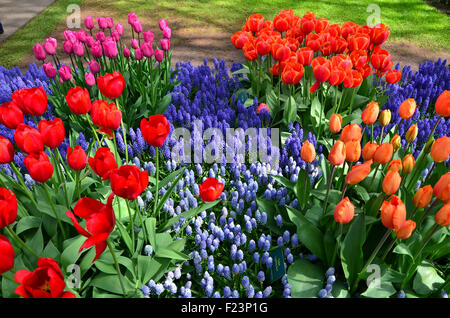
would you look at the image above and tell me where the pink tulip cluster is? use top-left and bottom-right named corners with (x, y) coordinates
top-left (33, 12), bottom-right (172, 87)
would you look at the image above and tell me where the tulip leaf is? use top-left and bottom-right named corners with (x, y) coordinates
top-left (287, 259), bottom-right (324, 297)
top-left (15, 216), bottom-right (41, 235)
top-left (287, 206), bottom-right (326, 262)
top-left (144, 217), bottom-right (157, 251)
top-left (271, 174), bottom-right (296, 191)
top-left (155, 167), bottom-right (186, 214)
top-left (310, 96), bottom-right (322, 133)
top-left (361, 280), bottom-right (396, 298)
top-left (340, 214), bottom-right (366, 290)
top-left (27, 226), bottom-right (44, 256)
top-left (296, 169), bottom-right (311, 210)
top-left (413, 261), bottom-right (445, 296)
top-left (151, 167), bottom-right (185, 194)
top-left (115, 219), bottom-right (133, 255)
top-left (61, 236), bottom-right (85, 270)
top-left (90, 273), bottom-right (135, 296)
top-left (284, 95), bottom-right (297, 125)
top-left (330, 279), bottom-right (351, 298)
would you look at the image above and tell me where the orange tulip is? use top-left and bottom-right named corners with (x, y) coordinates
top-left (328, 140), bottom-right (346, 166)
top-left (345, 160), bottom-right (372, 185)
top-left (340, 123), bottom-right (362, 143)
top-left (379, 109), bottom-right (391, 127)
top-left (300, 140), bottom-right (316, 163)
top-left (362, 141), bottom-right (378, 161)
top-left (334, 197), bottom-right (355, 224)
top-left (382, 170), bottom-right (401, 195)
top-left (402, 154), bottom-right (415, 174)
top-left (380, 195), bottom-right (406, 230)
top-left (329, 114), bottom-right (342, 134)
top-left (345, 140), bottom-right (361, 162)
top-left (430, 136), bottom-right (450, 163)
top-left (435, 203), bottom-right (450, 227)
top-left (398, 98), bottom-right (416, 119)
top-left (387, 159), bottom-right (402, 173)
top-left (435, 90), bottom-right (449, 117)
top-left (395, 220), bottom-right (416, 239)
top-left (413, 185), bottom-right (433, 208)
top-left (405, 124), bottom-right (418, 143)
top-left (373, 143), bottom-right (393, 164)
top-left (361, 101), bottom-right (379, 125)
top-left (390, 134), bottom-right (401, 152)
top-left (433, 172), bottom-right (450, 202)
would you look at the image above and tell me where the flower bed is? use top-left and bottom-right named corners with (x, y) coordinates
top-left (0, 10), bottom-right (448, 299)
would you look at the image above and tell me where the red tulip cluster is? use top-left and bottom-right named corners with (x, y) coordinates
top-left (231, 10), bottom-right (400, 88)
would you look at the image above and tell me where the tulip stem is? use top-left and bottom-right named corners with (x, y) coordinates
top-left (9, 163), bottom-right (38, 207)
top-left (75, 170), bottom-right (81, 201)
top-left (322, 165), bottom-right (336, 217)
top-left (125, 199), bottom-right (135, 251)
top-left (378, 126), bottom-right (385, 144)
top-left (85, 114), bottom-right (101, 149)
top-left (52, 149), bottom-right (70, 209)
top-left (154, 148), bottom-right (160, 220)
top-left (135, 200), bottom-right (149, 244)
top-left (352, 228), bottom-right (392, 294)
top-left (381, 236), bottom-right (398, 261)
top-left (106, 239), bottom-right (127, 296)
top-left (394, 118), bottom-right (403, 136)
top-left (330, 223), bottom-right (343, 267)
top-left (5, 226), bottom-right (39, 259)
top-left (416, 198), bottom-right (439, 228)
top-left (422, 161), bottom-right (436, 186)
top-left (42, 183), bottom-right (67, 239)
top-left (368, 163), bottom-right (380, 191)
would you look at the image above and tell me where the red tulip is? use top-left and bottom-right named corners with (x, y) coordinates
top-left (0, 136), bottom-right (14, 164)
top-left (231, 31), bottom-right (252, 49)
top-left (38, 118), bottom-right (65, 149)
top-left (371, 23), bottom-right (390, 46)
top-left (348, 33), bottom-right (370, 51)
top-left (271, 42), bottom-right (290, 62)
top-left (281, 62), bottom-right (304, 85)
top-left (435, 90), bottom-right (450, 117)
top-left (24, 152), bottom-right (54, 183)
top-left (199, 177), bottom-right (224, 202)
top-left (255, 38), bottom-right (271, 56)
top-left (14, 257), bottom-right (76, 298)
top-left (67, 146), bottom-right (87, 171)
top-left (14, 123), bottom-right (44, 154)
top-left (0, 188), bottom-right (17, 228)
top-left (296, 47), bottom-right (314, 66)
top-left (385, 69), bottom-right (401, 84)
top-left (0, 234), bottom-right (14, 275)
top-left (90, 100), bottom-right (122, 130)
top-left (273, 13), bottom-right (291, 33)
top-left (97, 71), bottom-right (125, 100)
top-left (140, 114), bottom-right (171, 147)
top-left (246, 13), bottom-right (265, 33)
top-left (110, 165), bottom-right (149, 200)
top-left (19, 87), bottom-right (48, 117)
top-left (371, 49), bottom-right (393, 73)
top-left (0, 101), bottom-right (24, 129)
top-left (66, 87), bottom-right (92, 115)
top-left (88, 147), bottom-right (118, 180)
top-left (65, 194), bottom-right (116, 262)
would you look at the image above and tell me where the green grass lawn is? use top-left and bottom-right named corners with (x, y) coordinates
top-left (0, 0), bottom-right (448, 69)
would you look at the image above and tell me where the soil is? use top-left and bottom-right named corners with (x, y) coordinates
top-left (17, 0), bottom-right (450, 73)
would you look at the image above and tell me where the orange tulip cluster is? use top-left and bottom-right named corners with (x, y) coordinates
top-left (231, 10), bottom-right (401, 88)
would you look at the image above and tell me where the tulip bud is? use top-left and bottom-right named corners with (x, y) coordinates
top-left (42, 62), bottom-right (57, 79)
top-left (362, 141), bottom-right (378, 161)
top-left (405, 124), bottom-right (418, 143)
top-left (379, 109), bottom-right (391, 127)
top-left (329, 114), bottom-right (342, 134)
top-left (143, 30), bottom-right (154, 43)
top-left (160, 39), bottom-right (170, 51)
top-left (361, 101), bottom-right (380, 125)
top-left (88, 60), bottom-right (100, 74)
top-left (155, 49), bottom-right (164, 62)
top-left (0, 234), bottom-right (14, 274)
top-left (382, 170), bottom-right (401, 195)
top-left (390, 134), bottom-right (401, 153)
top-left (334, 197), bottom-right (355, 224)
top-left (84, 16), bottom-right (95, 30)
top-left (412, 185), bottom-right (433, 208)
top-left (395, 220), bottom-right (416, 240)
top-left (0, 188), bottom-right (17, 228)
top-left (300, 140), bottom-right (316, 163)
top-left (58, 65), bottom-right (72, 82)
top-left (67, 146), bottom-right (87, 171)
top-left (134, 48), bottom-right (143, 60)
top-left (373, 143), bottom-right (393, 165)
top-left (435, 203), bottom-right (450, 227)
top-left (398, 98), bottom-right (417, 119)
top-left (402, 154), bottom-right (415, 174)
top-left (328, 140), bottom-right (346, 166)
top-left (433, 172), bottom-right (450, 202)
top-left (387, 159), bottom-right (402, 173)
top-left (430, 136), bottom-right (450, 163)
top-left (0, 136), bottom-right (15, 164)
top-left (123, 47), bottom-right (131, 59)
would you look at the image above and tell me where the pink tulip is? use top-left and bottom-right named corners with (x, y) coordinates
top-left (104, 38), bottom-right (117, 59)
top-left (84, 16), bottom-right (95, 29)
top-left (128, 12), bottom-right (138, 25)
top-left (158, 19), bottom-right (168, 31)
top-left (160, 39), bottom-right (170, 51)
top-left (85, 72), bottom-right (95, 86)
top-left (77, 30), bottom-right (88, 43)
top-left (64, 30), bottom-right (77, 43)
top-left (131, 39), bottom-right (139, 49)
top-left (143, 30), bottom-right (154, 43)
top-left (86, 36), bottom-right (95, 47)
top-left (112, 30), bottom-right (120, 42)
top-left (163, 27), bottom-right (172, 39)
top-left (123, 47), bottom-right (131, 58)
top-left (33, 43), bottom-right (46, 60)
top-left (43, 62), bottom-right (57, 78)
top-left (154, 49), bottom-right (164, 62)
top-left (134, 48), bottom-right (143, 60)
top-left (97, 17), bottom-right (108, 30)
top-left (58, 65), bottom-right (72, 81)
top-left (115, 24), bottom-right (124, 36)
top-left (106, 17), bottom-right (114, 29)
top-left (62, 41), bottom-right (73, 54)
top-left (43, 38), bottom-right (57, 55)
top-left (91, 42), bottom-right (103, 58)
top-left (88, 60), bottom-right (100, 74)
top-left (73, 41), bottom-right (85, 57)
top-left (95, 32), bottom-right (106, 42)
top-left (132, 20), bottom-right (143, 33)
top-left (141, 42), bottom-right (153, 58)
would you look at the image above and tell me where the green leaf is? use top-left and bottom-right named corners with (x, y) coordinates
top-left (271, 174), bottom-right (296, 191)
top-left (150, 167), bottom-right (185, 194)
top-left (90, 273), bottom-right (134, 295)
top-left (393, 243), bottom-right (414, 260)
top-left (137, 255), bottom-right (153, 283)
top-left (15, 216), bottom-right (41, 235)
top-left (284, 96), bottom-right (297, 125)
top-left (61, 236), bottom-right (85, 270)
top-left (340, 214), bottom-right (366, 289)
top-left (310, 96), bottom-right (322, 132)
top-left (287, 206), bottom-right (326, 262)
top-left (155, 167), bottom-right (186, 213)
top-left (141, 257), bottom-right (171, 283)
top-left (145, 217), bottom-right (157, 250)
top-left (27, 226), bottom-right (44, 256)
top-left (352, 184), bottom-right (370, 202)
top-left (155, 247), bottom-right (190, 261)
top-left (42, 240), bottom-right (60, 260)
top-left (287, 259), bottom-right (324, 297)
top-left (361, 281), bottom-right (396, 298)
top-left (115, 219), bottom-right (133, 255)
top-left (413, 261), bottom-right (445, 295)
top-left (296, 169), bottom-right (311, 210)
top-left (331, 279), bottom-right (351, 298)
